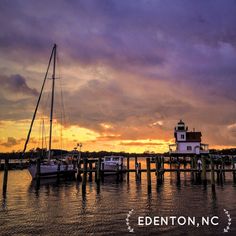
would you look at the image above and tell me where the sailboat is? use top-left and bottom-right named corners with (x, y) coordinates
top-left (22, 44), bottom-right (76, 179)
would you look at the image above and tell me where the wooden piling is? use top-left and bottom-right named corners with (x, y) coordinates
top-left (161, 157), bottom-right (165, 181)
top-left (120, 163), bottom-right (123, 182)
top-left (57, 161), bottom-right (61, 179)
top-left (96, 157), bottom-right (101, 183)
top-left (135, 156), bottom-right (138, 180)
top-left (219, 164), bottom-right (223, 184)
top-left (156, 156), bottom-right (161, 184)
top-left (161, 156), bottom-right (164, 168)
top-left (155, 157), bottom-right (158, 177)
top-left (138, 162), bottom-right (142, 180)
top-left (82, 157), bottom-right (87, 189)
top-left (77, 159), bottom-right (82, 181)
top-left (194, 155), bottom-right (198, 181)
top-left (127, 157), bottom-right (130, 182)
top-left (36, 157), bottom-right (41, 180)
top-left (222, 157), bottom-right (226, 181)
top-left (116, 163), bottom-right (120, 182)
top-left (216, 164), bottom-right (220, 183)
top-left (2, 157), bottom-right (9, 194)
top-left (183, 156), bottom-right (186, 169)
top-left (146, 158), bottom-right (151, 193)
top-left (210, 155), bottom-right (215, 191)
top-left (176, 161), bottom-right (180, 184)
top-left (95, 162), bottom-right (98, 182)
top-left (232, 156), bottom-right (236, 184)
top-left (234, 169), bottom-right (236, 184)
top-left (101, 162), bottom-right (104, 182)
top-left (191, 157), bottom-right (194, 181)
top-left (201, 155), bottom-right (207, 185)
top-left (89, 161), bottom-right (93, 182)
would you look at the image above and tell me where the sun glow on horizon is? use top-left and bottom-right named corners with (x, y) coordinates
top-left (0, 119), bottom-right (174, 153)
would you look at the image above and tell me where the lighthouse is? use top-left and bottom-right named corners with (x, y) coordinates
top-left (169, 120), bottom-right (209, 155)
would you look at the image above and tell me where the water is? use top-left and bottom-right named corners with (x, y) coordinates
top-left (0, 161), bottom-right (236, 235)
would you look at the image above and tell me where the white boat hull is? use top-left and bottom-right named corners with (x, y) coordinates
top-left (102, 163), bottom-right (126, 175)
top-left (28, 163), bottom-right (75, 179)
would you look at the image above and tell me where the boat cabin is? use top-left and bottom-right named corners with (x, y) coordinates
top-left (103, 156), bottom-right (124, 165)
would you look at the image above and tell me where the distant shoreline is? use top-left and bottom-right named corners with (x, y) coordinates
top-left (1, 148), bottom-right (236, 159)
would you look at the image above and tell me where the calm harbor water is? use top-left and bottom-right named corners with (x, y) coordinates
top-left (0, 160), bottom-right (236, 236)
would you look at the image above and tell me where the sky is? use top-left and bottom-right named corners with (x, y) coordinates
top-left (0, 0), bottom-right (236, 153)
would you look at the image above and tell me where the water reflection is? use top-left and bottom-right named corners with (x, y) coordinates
top-left (1, 167), bottom-right (236, 235)
top-left (81, 189), bottom-right (87, 213)
top-left (1, 194), bottom-right (7, 210)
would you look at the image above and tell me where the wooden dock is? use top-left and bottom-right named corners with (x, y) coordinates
top-left (75, 155), bottom-right (236, 193)
top-left (1, 155), bottom-right (236, 195)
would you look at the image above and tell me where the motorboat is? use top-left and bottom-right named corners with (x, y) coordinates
top-left (102, 156), bottom-right (126, 175)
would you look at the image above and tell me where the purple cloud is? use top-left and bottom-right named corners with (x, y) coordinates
top-left (1, 74), bottom-right (38, 96)
top-left (0, 0), bottom-right (236, 148)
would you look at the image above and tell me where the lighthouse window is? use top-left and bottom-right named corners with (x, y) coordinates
top-left (181, 134), bottom-right (185, 139)
top-left (187, 146), bottom-right (192, 151)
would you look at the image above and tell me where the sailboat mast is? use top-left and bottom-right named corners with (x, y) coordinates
top-left (41, 118), bottom-right (44, 157)
top-left (48, 44), bottom-right (57, 161)
top-left (21, 45), bottom-right (55, 159)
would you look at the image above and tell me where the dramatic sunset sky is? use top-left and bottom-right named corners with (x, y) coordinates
top-left (0, 0), bottom-right (236, 153)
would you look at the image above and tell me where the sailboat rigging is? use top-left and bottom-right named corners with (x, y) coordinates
top-left (48, 44), bottom-right (56, 161)
top-left (22, 44), bottom-right (76, 179)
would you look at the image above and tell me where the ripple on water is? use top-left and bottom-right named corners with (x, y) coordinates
top-left (1, 170), bottom-right (236, 235)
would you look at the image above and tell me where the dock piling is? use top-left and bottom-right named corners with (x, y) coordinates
top-left (57, 161), bottom-right (61, 180)
top-left (234, 169), bottom-right (236, 184)
top-left (155, 157), bottom-right (158, 177)
top-left (194, 155), bottom-right (198, 181)
top-left (191, 157), bottom-right (194, 182)
top-left (156, 156), bottom-right (162, 184)
top-left (138, 162), bottom-right (142, 180)
top-left (176, 161), bottom-right (180, 184)
top-left (222, 158), bottom-right (226, 181)
top-left (210, 155), bottom-right (215, 191)
top-left (120, 163), bottom-right (123, 182)
top-left (201, 155), bottom-right (207, 185)
top-left (96, 157), bottom-right (101, 184)
top-left (89, 162), bottom-right (93, 182)
top-left (2, 157), bottom-right (9, 195)
top-left (95, 162), bottom-right (97, 182)
top-left (135, 157), bottom-right (138, 181)
top-left (116, 164), bottom-right (119, 182)
top-left (101, 162), bottom-right (104, 182)
top-left (232, 156), bottom-right (236, 184)
top-left (82, 157), bottom-right (87, 190)
top-left (161, 157), bottom-right (164, 182)
top-left (216, 164), bottom-right (220, 183)
top-left (146, 158), bottom-right (151, 193)
top-left (127, 157), bottom-right (130, 182)
top-left (36, 157), bottom-right (41, 180)
top-left (77, 158), bottom-right (82, 181)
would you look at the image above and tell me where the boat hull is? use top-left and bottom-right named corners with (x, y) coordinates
top-left (102, 163), bottom-right (126, 175)
top-left (28, 163), bottom-right (76, 179)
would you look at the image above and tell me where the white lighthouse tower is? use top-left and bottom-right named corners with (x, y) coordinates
top-left (169, 120), bottom-right (209, 155)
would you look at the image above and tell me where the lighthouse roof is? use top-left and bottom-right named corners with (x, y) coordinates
top-left (186, 132), bottom-right (202, 142)
top-left (178, 119), bottom-right (185, 125)
top-left (174, 131), bottom-right (202, 142)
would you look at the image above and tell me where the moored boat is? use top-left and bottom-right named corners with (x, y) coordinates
top-left (28, 159), bottom-right (75, 179)
top-left (102, 156), bottom-right (126, 175)
top-left (21, 44), bottom-right (77, 179)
